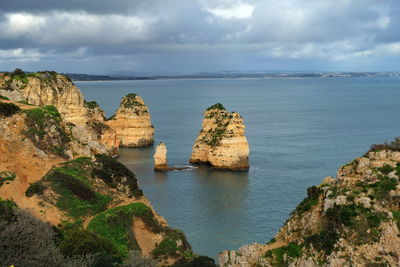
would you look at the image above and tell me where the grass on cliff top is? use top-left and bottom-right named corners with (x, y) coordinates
top-left (87, 203), bottom-right (152, 258)
top-left (26, 157), bottom-right (112, 219)
top-left (0, 102), bottom-right (20, 117)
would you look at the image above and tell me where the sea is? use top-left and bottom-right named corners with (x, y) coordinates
top-left (77, 77), bottom-right (400, 259)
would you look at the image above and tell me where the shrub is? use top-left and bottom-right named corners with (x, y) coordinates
top-left (0, 102), bottom-right (20, 117)
top-left (293, 186), bottom-right (322, 214)
top-left (121, 250), bottom-right (157, 267)
top-left (88, 203), bottom-right (156, 259)
top-left (304, 229), bottom-right (339, 255)
top-left (23, 105), bottom-right (70, 157)
top-left (92, 154), bottom-right (143, 197)
top-left (264, 242), bottom-right (302, 266)
top-left (58, 226), bottom-right (121, 266)
top-left (0, 95), bottom-right (9, 100)
top-left (370, 137), bottom-right (400, 152)
top-left (0, 171), bottom-right (16, 187)
top-left (0, 209), bottom-right (94, 267)
top-left (84, 100), bottom-right (100, 109)
top-left (53, 170), bottom-right (97, 202)
top-left (152, 238), bottom-right (178, 257)
top-left (0, 198), bottom-right (17, 223)
top-left (25, 181), bottom-right (47, 197)
top-left (377, 164), bottom-right (394, 175)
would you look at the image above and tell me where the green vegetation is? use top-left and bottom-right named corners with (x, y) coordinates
top-left (304, 229), bottom-right (339, 255)
top-left (121, 93), bottom-right (144, 108)
top-left (264, 242), bottom-right (302, 267)
top-left (84, 100), bottom-right (100, 109)
top-left (0, 171), bottom-right (16, 187)
top-left (0, 95), bottom-right (9, 100)
top-left (0, 198), bottom-right (17, 222)
top-left (370, 137), bottom-right (400, 152)
top-left (152, 228), bottom-right (190, 258)
top-left (25, 181), bottom-right (47, 197)
top-left (58, 225), bottom-right (122, 265)
top-left (92, 154), bottom-right (143, 198)
top-left (293, 186), bottom-right (322, 214)
top-left (0, 102), bottom-right (20, 117)
top-left (392, 211), bottom-right (400, 230)
top-left (88, 203), bottom-right (156, 259)
top-left (23, 105), bottom-right (70, 157)
top-left (206, 103), bottom-right (225, 111)
top-left (325, 204), bottom-right (389, 244)
top-left (377, 164), bottom-right (394, 175)
top-left (25, 158), bottom-right (112, 219)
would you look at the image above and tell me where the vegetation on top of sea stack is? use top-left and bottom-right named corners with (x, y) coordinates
top-left (121, 93), bottom-right (144, 108)
top-left (206, 103), bottom-right (225, 111)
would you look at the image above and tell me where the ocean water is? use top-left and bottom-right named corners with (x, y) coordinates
top-left (77, 77), bottom-right (400, 259)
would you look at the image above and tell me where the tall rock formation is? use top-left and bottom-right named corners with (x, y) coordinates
top-left (106, 93), bottom-right (154, 147)
top-left (190, 103), bottom-right (249, 170)
top-left (0, 69), bottom-right (119, 156)
top-left (219, 142), bottom-right (400, 267)
top-left (154, 142), bottom-right (168, 170)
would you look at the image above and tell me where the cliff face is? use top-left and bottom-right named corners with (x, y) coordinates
top-left (219, 145), bottom-right (400, 267)
top-left (0, 70), bottom-right (119, 156)
top-left (190, 103), bottom-right (249, 169)
top-left (106, 93), bottom-right (154, 147)
top-left (0, 98), bottom-right (197, 266)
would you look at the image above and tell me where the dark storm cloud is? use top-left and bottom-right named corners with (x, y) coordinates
top-left (0, 0), bottom-right (399, 73)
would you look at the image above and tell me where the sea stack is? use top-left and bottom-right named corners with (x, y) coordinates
top-left (154, 142), bottom-right (168, 170)
top-left (106, 93), bottom-right (154, 147)
top-left (190, 103), bottom-right (249, 170)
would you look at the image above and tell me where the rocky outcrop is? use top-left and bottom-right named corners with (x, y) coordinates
top-left (0, 98), bottom-right (202, 266)
top-left (0, 69), bottom-right (119, 156)
top-left (219, 144), bottom-right (400, 267)
top-left (106, 93), bottom-right (154, 147)
top-left (154, 142), bottom-right (168, 170)
top-left (190, 103), bottom-right (249, 169)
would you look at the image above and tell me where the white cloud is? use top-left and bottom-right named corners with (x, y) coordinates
top-left (0, 48), bottom-right (45, 62)
top-left (202, 0), bottom-right (254, 19)
top-left (0, 11), bottom-right (154, 45)
top-left (3, 13), bottom-right (45, 37)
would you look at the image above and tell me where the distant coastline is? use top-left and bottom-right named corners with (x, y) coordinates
top-left (66, 72), bottom-right (400, 81)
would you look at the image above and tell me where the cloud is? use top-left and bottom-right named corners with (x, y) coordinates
top-left (0, 0), bottom-right (399, 73)
top-left (203, 0), bottom-right (254, 20)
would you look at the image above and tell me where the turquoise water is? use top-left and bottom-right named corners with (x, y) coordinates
top-left (77, 77), bottom-right (400, 259)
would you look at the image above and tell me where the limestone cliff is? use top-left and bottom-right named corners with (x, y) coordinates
top-left (154, 142), bottom-right (168, 170)
top-left (190, 103), bottom-right (249, 169)
top-left (0, 98), bottom-right (203, 266)
top-left (219, 141), bottom-right (400, 267)
top-left (106, 93), bottom-right (154, 147)
top-left (0, 69), bottom-right (119, 156)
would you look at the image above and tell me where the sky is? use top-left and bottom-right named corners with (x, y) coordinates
top-left (0, 0), bottom-right (399, 74)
